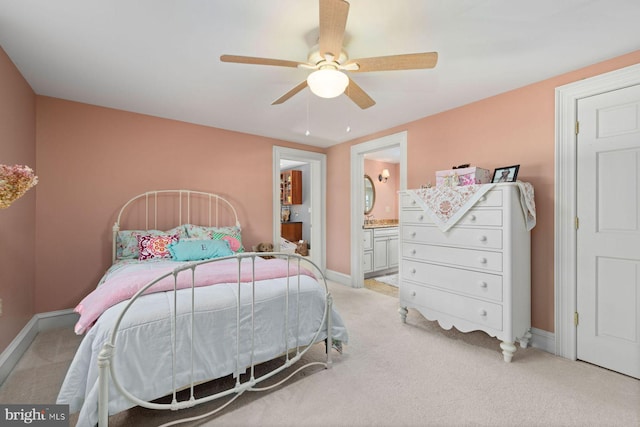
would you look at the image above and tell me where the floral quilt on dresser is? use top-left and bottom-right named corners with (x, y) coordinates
top-left (406, 184), bottom-right (495, 231)
top-left (404, 182), bottom-right (537, 232)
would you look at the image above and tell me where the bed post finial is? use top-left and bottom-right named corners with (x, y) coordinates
top-left (112, 222), bottom-right (120, 264)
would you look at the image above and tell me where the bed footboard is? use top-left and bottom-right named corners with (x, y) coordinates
top-left (97, 253), bottom-right (335, 427)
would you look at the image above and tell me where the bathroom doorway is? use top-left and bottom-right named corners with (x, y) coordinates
top-left (350, 131), bottom-right (407, 288)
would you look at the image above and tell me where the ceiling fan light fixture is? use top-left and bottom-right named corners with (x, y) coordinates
top-left (307, 68), bottom-right (349, 98)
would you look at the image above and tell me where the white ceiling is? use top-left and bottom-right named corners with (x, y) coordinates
top-left (1, 1), bottom-right (639, 148)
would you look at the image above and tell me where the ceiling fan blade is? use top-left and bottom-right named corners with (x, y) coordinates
top-left (272, 81), bottom-right (308, 105)
top-left (220, 54), bottom-right (304, 68)
top-left (319, 0), bottom-right (349, 59)
top-left (345, 78), bottom-right (375, 109)
top-left (346, 52), bottom-right (438, 72)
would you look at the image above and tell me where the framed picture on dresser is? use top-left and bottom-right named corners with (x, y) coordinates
top-left (492, 165), bottom-right (519, 183)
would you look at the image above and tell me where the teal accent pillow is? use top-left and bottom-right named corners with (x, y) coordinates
top-left (168, 239), bottom-right (233, 261)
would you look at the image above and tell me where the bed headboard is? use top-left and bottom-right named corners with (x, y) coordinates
top-left (112, 190), bottom-right (240, 262)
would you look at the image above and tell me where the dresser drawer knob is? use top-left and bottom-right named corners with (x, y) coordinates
top-left (411, 291), bottom-right (417, 297)
top-left (478, 235), bottom-right (487, 242)
top-left (411, 249), bottom-right (417, 256)
top-left (411, 232), bottom-right (417, 238)
top-left (418, 214), bottom-right (424, 221)
top-left (479, 281), bottom-right (488, 288)
top-left (410, 268), bottom-right (417, 274)
top-left (411, 200), bottom-right (416, 205)
top-left (479, 196), bottom-right (486, 202)
top-left (478, 309), bottom-right (487, 317)
top-left (468, 214), bottom-right (477, 221)
top-left (478, 257), bottom-right (487, 264)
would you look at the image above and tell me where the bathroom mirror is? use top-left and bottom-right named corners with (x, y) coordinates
top-left (364, 174), bottom-right (375, 215)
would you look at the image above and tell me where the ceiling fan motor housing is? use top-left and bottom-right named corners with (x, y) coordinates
top-left (308, 48), bottom-right (348, 67)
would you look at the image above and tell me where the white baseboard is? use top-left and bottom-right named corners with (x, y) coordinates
top-left (0, 309), bottom-right (78, 386)
top-left (530, 327), bottom-right (555, 354)
top-left (325, 269), bottom-right (352, 287)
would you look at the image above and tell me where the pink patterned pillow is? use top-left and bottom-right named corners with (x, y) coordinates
top-left (137, 234), bottom-right (179, 260)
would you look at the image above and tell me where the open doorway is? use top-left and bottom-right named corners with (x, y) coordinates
top-left (362, 151), bottom-right (400, 285)
top-left (350, 131), bottom-right (407, 288)
top-left (273, 146), bottom-right (327, 272)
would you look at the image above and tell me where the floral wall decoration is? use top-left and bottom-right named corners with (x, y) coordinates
top-left (0, 164), bottom-right (38, 209)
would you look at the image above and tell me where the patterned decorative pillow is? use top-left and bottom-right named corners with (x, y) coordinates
top-left (137, 233), bottom-right (180, 260)
top-left (183, 224), bottom-right (244, 252)
top-left (116, 226), bottom-right (185, 259)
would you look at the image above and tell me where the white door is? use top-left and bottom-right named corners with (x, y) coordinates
top-left (576, 84), bottom-right (640, 379)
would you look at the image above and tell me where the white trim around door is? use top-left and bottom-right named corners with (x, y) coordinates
top-left (350, 131), bottom-right (407, 288)
top-left (555, 62), bottom-right (640, 360)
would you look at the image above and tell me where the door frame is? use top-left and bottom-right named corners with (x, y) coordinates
top-left (350, 131), bottom-right (407, 287)
top-left (273, 146), bottom-right (327, 272)
top-left (555, 62), bottom-right (640, 360)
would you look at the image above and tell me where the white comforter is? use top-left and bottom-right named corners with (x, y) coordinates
top-left (57, 258), bottom-right (348, 427)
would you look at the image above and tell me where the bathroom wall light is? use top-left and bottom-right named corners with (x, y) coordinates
top-left (378, 169), bottom-right (390, 183)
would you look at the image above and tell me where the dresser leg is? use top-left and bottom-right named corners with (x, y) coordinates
top-left (500, 341), bottom-right (516, 362)
top-left (399, 306), bottom-right (408, 323)
top-left (518, 330), bottom-right (532, 348)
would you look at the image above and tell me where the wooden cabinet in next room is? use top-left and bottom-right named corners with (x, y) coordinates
top-left (281, 221), bottom-right (302, 242)
top-left (281, 170), bottom-right (302, 205)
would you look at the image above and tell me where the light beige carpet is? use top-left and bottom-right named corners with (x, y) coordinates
top-left (1, 281), bottom-right (639, 426)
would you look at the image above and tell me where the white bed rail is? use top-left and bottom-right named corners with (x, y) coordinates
top-left (97, 252), bottom-right (333, 427)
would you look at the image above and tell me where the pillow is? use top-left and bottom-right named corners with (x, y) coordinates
top-left (116, 226), bottom-right (185, 259)
top-left (168, 239), bottom-right (234, 261)
top-left (183, 224), bottom-right (244, 252)
top-left (137, 233), bottom-right (180, 260)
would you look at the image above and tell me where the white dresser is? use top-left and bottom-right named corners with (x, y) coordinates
top-left (399, 183), bottom-right (531, 362)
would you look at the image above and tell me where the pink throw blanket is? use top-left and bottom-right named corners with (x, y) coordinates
top-left (74, 258), bottom-right (314, 334)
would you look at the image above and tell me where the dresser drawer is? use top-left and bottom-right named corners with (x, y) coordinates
top-left (402, 225), bottom-right (502, 250)
top-left (400, 188), bottom-right (503, 209)
top-left (401, 209), bottom-right (503, 227)
top-left (400, 193), bottom-right (421, 209)
top-left (474, 189), bottom-right (503, 207)
top-left (400, 282), bottom-right (503, 331)
top-left (403, 243), bottom-right (503, 272)
top-left (402, 259), bottom-right (503, 301)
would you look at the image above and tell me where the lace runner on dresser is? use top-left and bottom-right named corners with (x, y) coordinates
top-left (405, 182), bottom-right (536, 232)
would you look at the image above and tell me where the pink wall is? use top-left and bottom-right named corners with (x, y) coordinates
top-left (326, 50), bottom-right (640, 333)
top-left (0, 46), bottom-right (36, 351)
top-left (326, 142), bottom-right (351, 274)
top-left (364, 159), bottom-right (399, 220)
top-left (34, 98), bottom-right (322, 313)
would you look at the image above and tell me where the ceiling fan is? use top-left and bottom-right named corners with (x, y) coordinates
top-left (220, 0), bottom-right (438, 109)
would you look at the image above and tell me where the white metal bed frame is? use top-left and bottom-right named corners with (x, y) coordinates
top-left (112, 189), bottom-right (241, 263)
top-left (97, 190), bottom-right (334, 426)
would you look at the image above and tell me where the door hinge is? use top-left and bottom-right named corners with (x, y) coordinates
top-left (575, 217), bottom-right (579, 230)
top-left (574, 312), bottom-right (579, 326)
top-left (575, 121), bottom-right (580, 135)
